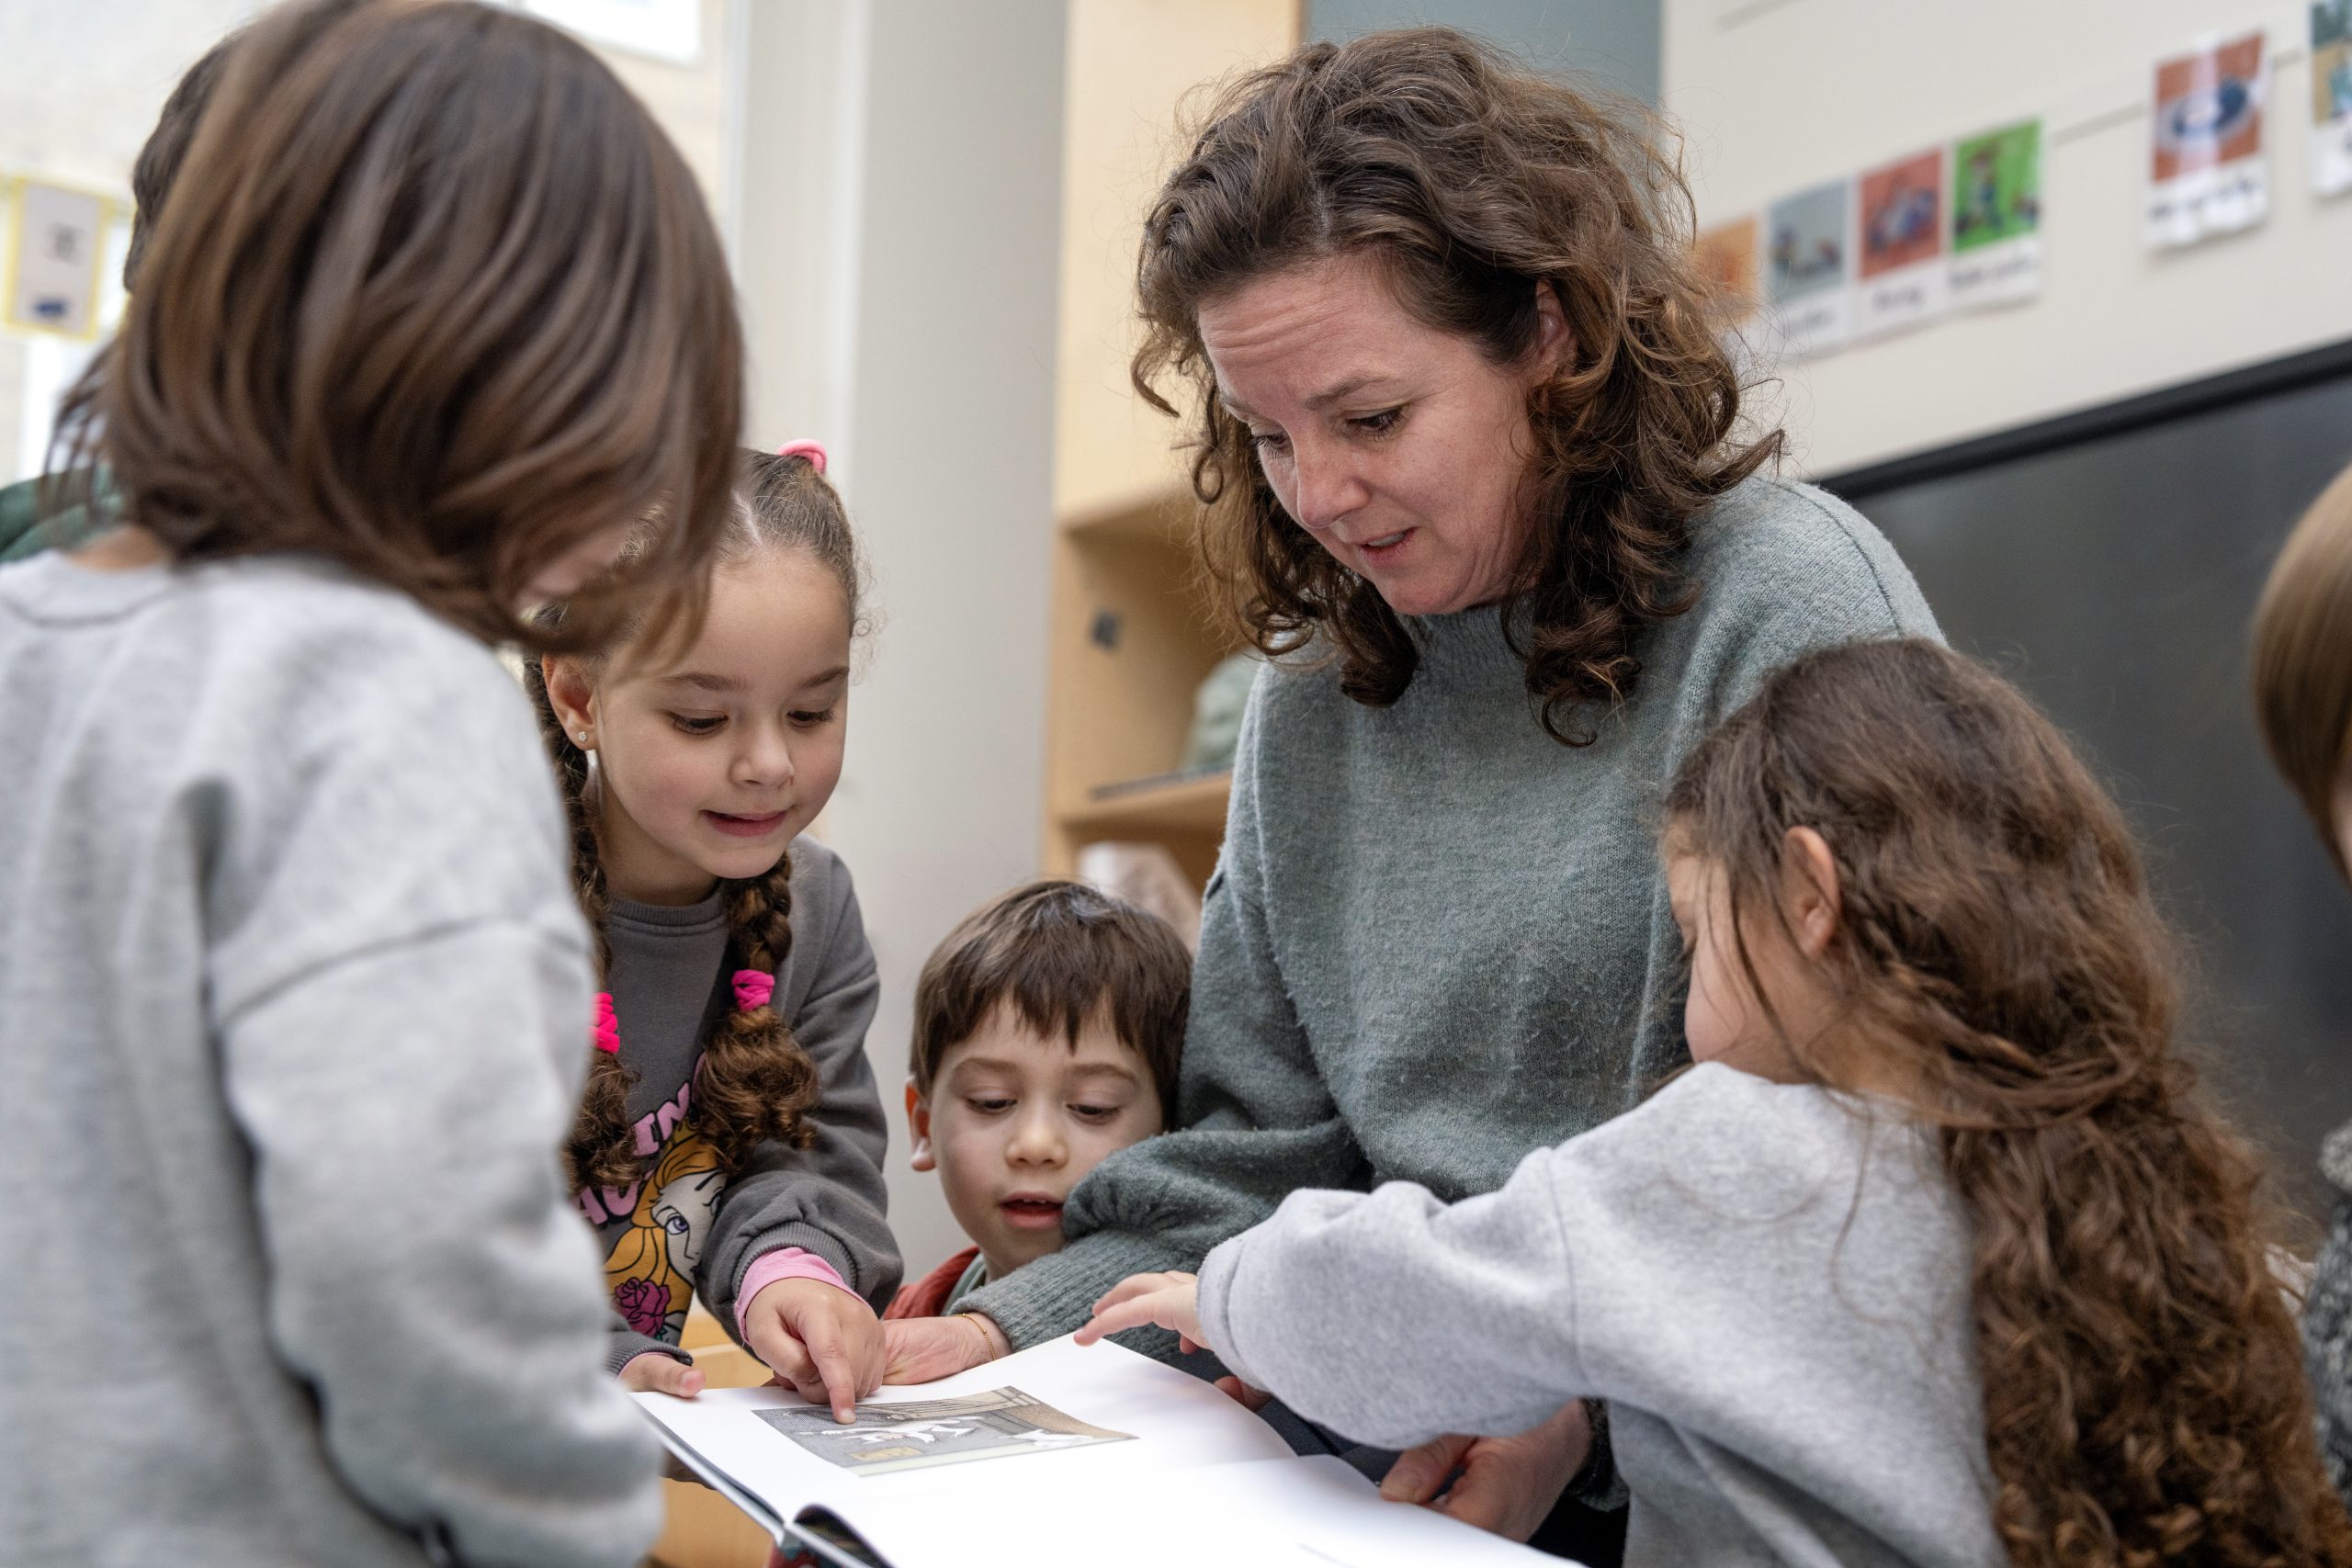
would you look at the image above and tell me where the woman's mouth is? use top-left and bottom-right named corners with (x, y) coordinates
top-left (704, 809), bottom-right (789, 839)
top-left (998, 1195), bottom-right (1066, 1232)
top-left (1356, 528), bottom-right (1412, 568)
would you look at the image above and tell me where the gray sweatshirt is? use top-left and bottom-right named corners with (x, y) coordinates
top-left (580, 839), bottom-right (900, 1372)
top-left (1198, 1064), bottom-right (2003, 1568)
top-left (964, 475), bottom-right (1941, 1348)
top-left (0, 553), bottom-right (662, 1568)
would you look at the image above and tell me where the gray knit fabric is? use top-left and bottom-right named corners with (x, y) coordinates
top-left (2304, 1122), bottom-right (2352, 1502)
top-left (0, 553), bottom-right (661, 1568)
top-left (1197, 1064), bottom-right (2001, 1568)
top-left (961, 474), bottom-right (1942, 1351)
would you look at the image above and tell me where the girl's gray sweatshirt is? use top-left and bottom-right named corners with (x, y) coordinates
top-left (1198, 1064), bottom-right (2004, 1568)
top-left (0, 553), bottom-right (662, 1568)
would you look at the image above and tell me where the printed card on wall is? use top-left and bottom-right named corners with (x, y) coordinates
top-left (1694, 215), bottom-right (1761, 325)
top-left (5, 180), bottom-right (110, 340)
top-left (2146, 30), bottom-right (2270, 248)
top-left (2311, 3), bottom-right (2352, 195)
top-left (1766, 180), bottom-right (1853, 357)
top-left (1950, 119), bottom-right (2043, 308)
top-left (1854, 148), bottom-right (1949, 338)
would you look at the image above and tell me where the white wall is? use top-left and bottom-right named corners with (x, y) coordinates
top-left (1666, 0), bottom-right (2352, 476)
top-left (735, 0), bottom-right (1065, 1277)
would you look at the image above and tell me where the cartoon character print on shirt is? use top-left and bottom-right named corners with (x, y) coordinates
top-left (579, 1088), bottom-right (729, 1345)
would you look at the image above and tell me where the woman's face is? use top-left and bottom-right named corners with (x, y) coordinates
top-left (1198, 253), bottom-right (1568, 618)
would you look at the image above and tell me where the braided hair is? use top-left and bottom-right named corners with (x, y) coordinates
top-left (528, 447), bottom-right (867, 1191)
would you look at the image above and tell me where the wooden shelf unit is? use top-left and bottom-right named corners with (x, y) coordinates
top-left (1042, 0), bottom-right (1298, 888)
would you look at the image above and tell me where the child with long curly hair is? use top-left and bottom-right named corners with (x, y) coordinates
top-left (528, 445), bottom-right (899, 1423)
top-left (1085, 637), bottom-right (2352, 1568)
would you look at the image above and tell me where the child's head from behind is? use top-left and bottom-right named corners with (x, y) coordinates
top-left (2252, 460), bottom-right (2352, 883)
top-left (1666, 637), bottom-right (2349, 1565)
top-left (58, 0), bottom-right (741, 649)
top-left (908, 882), bottom-right (1191, 1278)
top-left (530, 449), bottom-right (864, 1191)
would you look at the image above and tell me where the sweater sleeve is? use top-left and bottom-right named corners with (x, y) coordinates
top-left (1196, 1142), bottom-right (1586, 1450)
top-left (213, 678), bottom-right (662, 1567)
top-left (961, 674), bottom-right (1371, 1350)
top-left (699, 856), bottom-right (902, 1327)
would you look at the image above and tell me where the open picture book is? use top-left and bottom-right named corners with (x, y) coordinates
top-left (633, 1334), bottom-right (1562, 1568)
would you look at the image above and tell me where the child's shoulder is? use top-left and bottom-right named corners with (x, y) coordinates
top-left (1559, 1063), bottom-right (1930, 1210)
top-left (779, 834), bottom-right (875, 976)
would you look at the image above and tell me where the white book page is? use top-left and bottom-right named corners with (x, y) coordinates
top-left (634, 1335), bottom-right (1295, 1525)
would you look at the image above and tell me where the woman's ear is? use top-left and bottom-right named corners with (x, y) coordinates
top-left (1528, 279), bottom-right (1575, 380)
top-left (1780, 826), bottom-right (1843, 960)
top-left (542, 655), bottom-right (598, 750)
top-left (905, 1079), bottom-right (935, 1172)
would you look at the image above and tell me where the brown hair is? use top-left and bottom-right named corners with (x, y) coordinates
top-left (1133, 27), bottom-right (1778, 743)
top-left (123, 17), bottom-right (270, 292)
top-left (51, 0), bottom-right (742, 655)
top-left (910, 881), bottom-right (1192, 1117)
top-left (1666, 638), bottom-right (2352, 1568)
top-left (532, 449), bottom-right (866, 1190)
top-left (2251, 460), bottom-right (2352, 882)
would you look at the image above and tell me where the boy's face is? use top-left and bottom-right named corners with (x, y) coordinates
top-left (908, 1004), bottom-right (1165, 1280)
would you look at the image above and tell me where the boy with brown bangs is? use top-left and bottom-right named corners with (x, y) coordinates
top-left (884, 881), bottom-right (1190, 1334)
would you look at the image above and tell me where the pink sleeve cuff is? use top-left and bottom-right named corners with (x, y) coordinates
top-left (735, 1247), bottom-right (859, 1337)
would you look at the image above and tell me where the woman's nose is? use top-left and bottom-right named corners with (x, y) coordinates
top-left (1287, 437), bottom-right (1366, 533)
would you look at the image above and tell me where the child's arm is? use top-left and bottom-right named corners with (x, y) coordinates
top-left (698, 848), bottom-right (899, 1411)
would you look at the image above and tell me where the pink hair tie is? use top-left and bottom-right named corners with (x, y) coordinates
top-left (591, 993), bottom-right (620, 1054)
top-left (732, 969), bottom-right (776, 1012)
top-left (775, 439), bottom-right (827, 474)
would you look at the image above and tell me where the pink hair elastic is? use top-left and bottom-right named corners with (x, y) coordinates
top-left (775, 439), bottom-right (827, 474)
top-left (591, 993), bottom-right (620, 1054)
top-left (732, 969), bottom-right (776, 1012)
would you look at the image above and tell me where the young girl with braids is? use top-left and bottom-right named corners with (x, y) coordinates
top-left (1085, 638), bottom-right (2352, 1568)
top-left (531, 443), bottom-right (899, 1423)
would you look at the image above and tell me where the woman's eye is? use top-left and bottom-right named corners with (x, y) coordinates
top-left (1247, 429), bottom-right (1290, 454)
top-left (1351, 407), bottom-right (1404, 435)
top-left (670, 714), bottom-right (724, 736)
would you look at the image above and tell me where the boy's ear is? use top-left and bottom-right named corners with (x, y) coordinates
top-left (905, 1078), bottom-right (934, 1172)
top-left (541, 654), bottom-right (598, 750)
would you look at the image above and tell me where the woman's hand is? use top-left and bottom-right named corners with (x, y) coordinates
top-left (742, 1278), bottom-right (885, 1423)
top-left (1075, 1270), bottom-right (1206, 1354)
top-left (1378, 1399), bottom-right (1592, 1542)
top-left (617, 1349), bottom-right (706, 1399)
top-left (879, 1313), bottom-right (1009, 1384)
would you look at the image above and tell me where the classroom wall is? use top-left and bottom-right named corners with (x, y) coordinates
top-left (1311, 0), bottom-right (1661, 102)
top-left (1664, 0), bottom-right (2352, 476)
top-left (0, 0), bottom-right (734, 483)
top-left (735, 0), bottom-right (1066, 1278)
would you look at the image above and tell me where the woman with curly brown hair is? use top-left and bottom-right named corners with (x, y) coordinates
top-left (888, 25), bottom-right (1939, 1551)
top-left (1087, 638), bottom-right (2352, 1568)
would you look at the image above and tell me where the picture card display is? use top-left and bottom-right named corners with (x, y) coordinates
top-left (1855, 147), bottom-right (1950, 338)
top-left (1766, 178), bottom-right (1853, 356)
top-left (2311, 2), bottom-right (2352, 195)
top-left (2147, 29), bottom-right (2270, 247)
top-left (1950, 118), bottom-right (2043, 308)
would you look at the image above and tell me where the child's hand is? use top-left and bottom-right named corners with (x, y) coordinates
top-left (1076, 1270), bottom-right (1205, 1353)
top-left (880, 1314), bottom-right (1010, 1384)
top-left (617, 1350), bottom-right (706, 1399)
top-left (742, 1278), bottom-right (884, 1423)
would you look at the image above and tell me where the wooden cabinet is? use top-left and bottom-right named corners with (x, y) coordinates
top-left (1042, 0), bottom-right (1300, 883)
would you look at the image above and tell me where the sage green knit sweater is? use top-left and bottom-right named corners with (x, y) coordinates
top-left (962, 475), bottom-right (1941, 1350)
